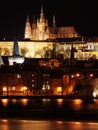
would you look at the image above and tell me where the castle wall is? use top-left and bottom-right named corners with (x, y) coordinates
top-left (0, 41), bottom-right (53, 58)
top-left (0, 41), bottom-right (98, 60)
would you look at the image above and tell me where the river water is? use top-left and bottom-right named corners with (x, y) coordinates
top-left (0, 98), bottom-right (98, 130)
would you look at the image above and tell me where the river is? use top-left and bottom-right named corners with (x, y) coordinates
top-left (0, 97), bottom-right (98, 130)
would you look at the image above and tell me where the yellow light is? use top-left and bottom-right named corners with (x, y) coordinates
top-left (3, 87), bottom-right (7, 91)
top-left (71, 75), bottom-right (74, 78)
top-left (21, 99), bottom-right (28, 106)
top-left (21, 86), bottom-right (27, 91)
top-left (90, 73), bottom-right (93, 77)
top-left (76, 73), bottom-right (80, 77)
top-left (72, 99), bottom-right (83, 110)
top-left (57, 87), bottom-right (62, 94)
top-left (1, 99), bottom-right (8, 107)
top-left (12, 87), bottom-right (15, 91)
top-left (23, 87), bottom-right (27, 90)
top-left (93, 91), bottom-right (96, 98)
top-left (73, 99), bottom-right (83, 105)
top-left (56, 98), bottom-right (63, 106)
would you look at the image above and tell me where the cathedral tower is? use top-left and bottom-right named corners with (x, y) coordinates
top-left (24, 15), bottom-right (32, 39)
top-left (36, 5), bottom-right (49, 40)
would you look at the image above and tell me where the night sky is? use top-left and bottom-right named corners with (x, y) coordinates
top-left (0, 0), bottom-right (98, 40)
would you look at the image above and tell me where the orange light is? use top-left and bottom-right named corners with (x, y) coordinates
top-left (57, 87), bottom-right (62, 94)
top-left (76, 73), bottom-right (80, 77)
top-left (1, 99), bottom-right (8, 107)
top-left (56, 98), bottom-right (63, 106)
top-left (90, 73), bottom-right (93, 77)
top-left (21, 99), bottom-right (28, 106)
top-left (21, 86), bottom-right (27, 91)
top-left (71, 75), bottom-right (74, 78)
top-left (23, 87), bottom-right (27, 90)
top-left (3, 87), bottom-right (7, 91)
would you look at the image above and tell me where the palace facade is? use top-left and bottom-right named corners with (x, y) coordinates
top-left (1, 38), bottom-right (98, 60)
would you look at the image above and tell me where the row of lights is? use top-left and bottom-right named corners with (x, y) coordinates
top-left (71, 73), bottom-right (94, 79)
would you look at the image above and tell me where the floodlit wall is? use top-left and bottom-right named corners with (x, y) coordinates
top-left (0, 41), bottom-right (98, 59)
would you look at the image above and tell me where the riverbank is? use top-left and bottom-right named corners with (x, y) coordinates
top-left (0, 94), bottom-right (95, 99)
top-left (0, 95), bottom-right (67, 99)
top-left (0, 95), bottom-right (98, 122)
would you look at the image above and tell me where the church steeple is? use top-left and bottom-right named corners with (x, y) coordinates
top-left (13, 39), bottom-right (19, 56)
top-left (39, 5), bottom-right (45, 22)
top-left (52, 14), bottom-right (56, 28)
top-left (24, 15), bottom-right (32, 39)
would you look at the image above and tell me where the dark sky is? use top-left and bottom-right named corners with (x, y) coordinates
top-left (0, 0), bottom-right (98, 40)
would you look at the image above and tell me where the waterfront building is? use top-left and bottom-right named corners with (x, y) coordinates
top-left (0, 5), bottom-right (98, 97)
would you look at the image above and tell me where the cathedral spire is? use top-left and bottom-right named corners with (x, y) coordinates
top-left (24, 14), bottom-right (32, 39)
top-left (53, 14), bottom-right (56, 28)
top-left (40, 5), bottom-right (45, 22)
top-left (26, 14), bottom-right (29, 23)
top-left (13, 38), bottom-right (19, 56)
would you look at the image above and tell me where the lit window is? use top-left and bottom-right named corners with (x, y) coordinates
top-left (17, 74), bottom-right (21, 78)
top-left (32, 84), bottom-right (34, 87)
top-left (57, 87), bottom-right (62, 94)
top-left (3, 87), bottom-right (7, 91)
top-left (90, 73), bottom-right (93, 78)
top-left (71, 75), bottom-right (74, 78)
top-left (12, 87), bottom-right (15, 91)
top-left (76, 73), bottom-right (80, 77)
top-left (32, 74), bottom-right (34, 76)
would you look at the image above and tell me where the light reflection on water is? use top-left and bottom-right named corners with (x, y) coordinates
top-left (0, 98), bottom-right (64, 107)
top-left (56, 98), bottom-right (63, 106)
top-left (0, 98), bottom-right (98, 110)
top-left (1, 98), bottom-right (98, 122)
top-left (20, 99), bottom-right (29, 106)
top-left (1, 99), bottom-right (8, 107)
top-left (0, 119), bottom-right (98, 130)
top-left (72, 99), bottom-right (83, 110)
top-left (1, 98), bottom-right (98, 109)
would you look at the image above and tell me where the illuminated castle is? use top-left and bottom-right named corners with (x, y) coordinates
top-left (1, 5), bottom-right (98, 60)
top-left (24, 6), bottom-right (78, 41)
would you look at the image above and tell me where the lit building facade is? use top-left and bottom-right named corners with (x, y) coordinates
top-left (24, 6), bottom-right (78, 40)
top-left (1, 40), bottom-right (98, 60)
top-left (0, 6), bottom-right (98, 61)
top-left (0, 6), bottom-right (98, 97)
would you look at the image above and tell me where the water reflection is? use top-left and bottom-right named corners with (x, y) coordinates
top-left (56, 98), bottom-right (63, 106)
top-left (0, 119), bottom-right (98, 130)
top-left (42, 98), bottom-right (51, 104)
top-left (12, 99), bottom-right (17, 104)
top-left (1, 98), bottom-right (98, 121)
top-left (20, 99), bottom-right (29, 106)
top-left (72, 99), bottom-right (83, 110)
top-left (1, 99), bottom-right (8, 107)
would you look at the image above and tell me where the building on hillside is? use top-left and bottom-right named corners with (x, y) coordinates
top-left (24, 6), bottom-right (78, 41)
top-left (1, 38), bottom-right (98, 60)
top-left (1, 6), bottom-right (98, 60)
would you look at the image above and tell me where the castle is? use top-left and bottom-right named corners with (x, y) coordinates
top-left (0, 6), bottom-right (98, 61)
top-left (24, 6), bottom-right (78, 40)
top-left (0, 6), bottom-right (98, 97)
